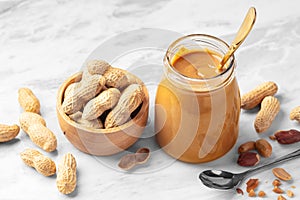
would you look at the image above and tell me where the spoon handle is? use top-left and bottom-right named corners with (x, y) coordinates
top-left (246, 148), bottom-right (300, 175)
top-left (218, 7), bottom-right (256, 70)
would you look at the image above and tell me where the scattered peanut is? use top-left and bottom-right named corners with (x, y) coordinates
top-left (287, 190), bottom-right (294, 197)
top-left (236, 188), bottom-right (244, 195)
top-left (62, 74), bottom-right (105, 114)
top-left (118, 147), bottom-right (150, 170)
top-left (278, 195), bottom-right (287, 200)
top-left (20, 149), bottom-right (56, 176)
top-left (269, 135), bottom-right (276, 140)
top-left (273, 179), bottom-right (282, 187)
top-left (237, 152), bottom-right (260, 167)
top-left (19, 112), bottom-right (57, 152)
top-left (272, 168), bottom-right (292, 181)
top-left (273, 186), bottom-right (284, 194)
top-left (19, 111), bottom-right (46, 132)
top-left (248, 189), bottom-right (256, 197)
top-left (69, 111), bottom-right (103, 129)
top-left (18, 88), bottom-right (40, 113)
top-left (56, 153), bottom-right (77, 194)
top-left (258, 190), bottom-right (266, 197)
top-left (254, 96), bottom-right (280, 133)
top-left (255, 139), bottom-right (272, 157)
top-left (105, 84), bottom-right (144, 128)
top-left (290, 106), bottom-right (300, 122)
top-left (274, 129), bottom-right (300, 144)
top-left (103, 67), bottom-right (129, 89)
top-left (238, 141), bottom-right (256, 154)
top-left (0, 124), bottom-right (20, 142)
top-left (241, 81), bottom-right (278, 110)
top-left (246, 178), bottom-right (259, 193)
top-left (82, 88), bottom-right (121, 120)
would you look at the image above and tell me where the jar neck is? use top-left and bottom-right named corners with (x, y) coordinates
top-left (163, 34), bottom-right (236, 92)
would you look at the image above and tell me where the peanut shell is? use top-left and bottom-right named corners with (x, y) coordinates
top-left (87, 59), bottom-right (111, 75)
top-left (27, 124), bottom-right (57, 152)
top-left (20, 149), bottom-right (56, 176)
top-left (69, 111), bottom-right (103, 129)
top-left (56, 153), bottom-right (77, 194)
top-left (254, 96), bottom-right (280, 133)
top-left (105, 84), bottom-right (144, 128)
top-left (64, 83), bottom-right (78, 100)
top-left (19, 112), bottom-right (46, 132)
top-left (290, 106), bottom-right (300, 122)
top-left (241, 81), bottom-right (278, 110)
top-left (126, 73), bottom-right (142, 85)
top-left (82, 88), bottom-right (121, 120)
top-left (62, 74), bottom-right (105, 114)
top-left (135, 147), bottom-right (150, 163)
top-left (18, 88), bottom-right (40, 113)
top-left (103, 67), bottom-right (129, 89)
top-left (118, 147), bottom-right (150, 170)
top-left (0, 124), bottom-right (20, 142)
top-left (118, 154), bottom-right (136, 170)
top-left (19, 112), bottom-right (57, 152)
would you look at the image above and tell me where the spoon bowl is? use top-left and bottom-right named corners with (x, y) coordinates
top-left (199, 148), bottom-right (300, 190)
top-left (199, 170), bottom-right (246, 190)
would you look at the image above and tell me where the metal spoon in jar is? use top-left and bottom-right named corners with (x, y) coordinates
top-left (217, 7), bottom-right (256, 71)
top-left (199, 148), bottom-right (300, 190)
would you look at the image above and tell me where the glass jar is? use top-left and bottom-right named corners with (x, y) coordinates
top-left (155, 34), bottom-right (241, 163)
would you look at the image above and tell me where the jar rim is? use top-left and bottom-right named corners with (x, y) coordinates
top-left (165, 34), bottom-right (235, 83)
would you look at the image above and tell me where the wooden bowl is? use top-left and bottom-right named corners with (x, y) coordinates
top-left (56, 72), bottom-right (149, 156)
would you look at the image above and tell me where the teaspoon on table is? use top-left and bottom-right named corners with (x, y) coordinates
top-left (217, 7), bottom-right (256, 71)
top-left (199, 148), bottom-right (300, 190)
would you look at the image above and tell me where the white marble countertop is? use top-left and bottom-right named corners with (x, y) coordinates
top-left (1, 0), bottom-right (300, 199)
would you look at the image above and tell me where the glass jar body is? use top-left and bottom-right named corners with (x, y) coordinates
top-left (155, 34), bottom-right (241, 163)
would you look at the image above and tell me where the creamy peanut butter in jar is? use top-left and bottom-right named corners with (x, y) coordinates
top-left (155, 34), bottom-right (241, 163)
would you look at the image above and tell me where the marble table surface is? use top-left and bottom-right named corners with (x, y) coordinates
top-left (1, 0), bottom-right (300, 199)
